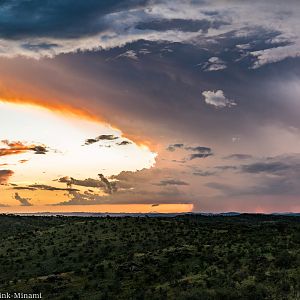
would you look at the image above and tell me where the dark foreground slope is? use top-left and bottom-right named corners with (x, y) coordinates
top-left (0, 214), bottom-right (299, 300)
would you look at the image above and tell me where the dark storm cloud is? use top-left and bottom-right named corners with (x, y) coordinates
top-left (53, 167), bottom-right (194, 206)
top-left (0, 0), bottom-right (299, 70)
top-left (14, 192), bottom-right (32, 206)
top-left (0, 0), bottom-right (150, 39)
top-left (0, 1), bottom-right (299, 213)
top-left (240, 162), bottom-right (290, 174)
top-left (54, 186), bottom-right (192, 206)
top-left (21, 42), bottom-right (59, 51)
top-left (206, 154), bottom-right (300, 198)
top-left (206, 175), bottom-right (300, 198)
top-left (0, 169), bottom-right (14, 184)
top-left (154, 179), bottom-right (189, 186)
top-left (2, 12), bottom-right (300, 152)
top-left (136, 18), bottom-right (227, 33)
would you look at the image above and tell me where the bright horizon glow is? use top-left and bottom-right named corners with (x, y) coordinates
top-left (0, 100), bottom-right (157, 207)
top-left (0, 204), bottom-right (194, 214)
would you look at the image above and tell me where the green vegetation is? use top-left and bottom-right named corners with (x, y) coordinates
top-left (0, 214), bottom-right (299, 299)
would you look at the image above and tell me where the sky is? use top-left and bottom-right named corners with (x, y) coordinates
top-left (1, 0), bottom-right (300, 213)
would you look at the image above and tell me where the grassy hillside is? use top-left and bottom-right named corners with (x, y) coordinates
top-left (0, 214), bottom-right (299, 299)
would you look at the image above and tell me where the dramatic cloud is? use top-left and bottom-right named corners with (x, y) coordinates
top-left (0, 170), bottom-right (14, 184)
top-left (54, 167), bottom-right (194, 206)
top-left (0, 0), bottom-right (149, 40)
top-left (202, 90), bottom-right (236, 108)
top-left (14, 192), bottom-right (32, 206)
top-left (55, 187), bottom-right (192, 206)
top-left (0, 0), bottom-right (298, 68)
top-left (1, 1), bottom-right (300, 213)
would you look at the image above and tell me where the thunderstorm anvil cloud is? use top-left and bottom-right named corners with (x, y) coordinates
top-left (0, 0), bottom-right (300, 213)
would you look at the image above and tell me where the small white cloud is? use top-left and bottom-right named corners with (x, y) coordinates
top-left (116, 50), bottom-right (138, 60)
top-left (236, 43), bottom-right (251, 50)
top-left (207, 64), bottom-right (227, 71)
top-left (251, 43), bottom-right (300, 69)
top-left (202, 90), bottom-right (237, 108)
top-left (200, 56), bottom-right (227, 71)
top-left (208, 57), bottom-right (221, 63)
top-left (232, 136), bottom-right (241, 143)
